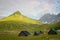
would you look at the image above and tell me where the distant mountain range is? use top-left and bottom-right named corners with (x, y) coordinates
top-left (39, 13), bottom-right (60, 24)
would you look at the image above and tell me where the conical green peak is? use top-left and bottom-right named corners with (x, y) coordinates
top-left (12, 11), bottom-right (21, 15)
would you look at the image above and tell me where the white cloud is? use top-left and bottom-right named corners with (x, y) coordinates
top-left (34, 0), bottom-right (56, 18)
top-left (0, 0), bottom-right (60, 19)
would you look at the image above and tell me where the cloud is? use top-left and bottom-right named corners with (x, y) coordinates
top-left (16, 0), bottom-right (40, 17)
top-left (0, 0), bottom-right (60, 19)
top-left (34, 0), bottom-right (56, 18)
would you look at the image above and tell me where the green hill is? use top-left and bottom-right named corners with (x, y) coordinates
top-left (0, 11), bottom-right (41, 24)
top-left (49, 21), bottom-right (60, 30)
top-left (0, 11), bottom-right (42, 32)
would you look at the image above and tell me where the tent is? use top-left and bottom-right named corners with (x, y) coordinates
top-left (18, 31), bottom-right (30, 36)
top-left (48, 29), bottom-right (57, 35)
top-left (34, 31), bottom-right (43, 36)
top-left (40, 31), bottom-right (43, 34)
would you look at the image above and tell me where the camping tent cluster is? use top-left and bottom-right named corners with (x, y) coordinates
top-left (18, 31), bottom-right (43, 36)
top-left (18, 29), bottom-right (57, 36)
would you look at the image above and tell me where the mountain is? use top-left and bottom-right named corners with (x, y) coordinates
top-left (0, 11), bottom-right (41, 24)
top-left (56, 13), bottom-right (60, 21)
top-left (39, 13), bottom-right (60, 24)
top-left (0, 11), bottom-right (42, 31)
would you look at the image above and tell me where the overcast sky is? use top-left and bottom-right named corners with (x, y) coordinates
top-left (0, 0), bottom-right (60, 20)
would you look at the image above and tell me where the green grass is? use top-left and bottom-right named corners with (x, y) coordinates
top-left (0, 31), bottom-right (60, 40)
top-left (0, 21), bottom-right (60, 40)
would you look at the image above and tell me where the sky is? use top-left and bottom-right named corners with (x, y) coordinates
top-left (0, 0), bottom-right (60, 20)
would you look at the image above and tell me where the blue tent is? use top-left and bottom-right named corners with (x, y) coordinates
top-left (48, 29), bottom-right (57, 34)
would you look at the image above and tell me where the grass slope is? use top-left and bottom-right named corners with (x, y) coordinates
top-left (49, 21), bottom-right (60, 30)
top-left (0, 21), bottom-right (60, 40)
top-left (0, 22), bottom-right (60, 40)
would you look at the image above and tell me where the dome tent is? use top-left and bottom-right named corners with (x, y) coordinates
top-left (18, 31), bottom-right (30, 36)
top-left (48, 29), bottom-right (57, 35)
top-left (34, 31), bottom-right (43, 36)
